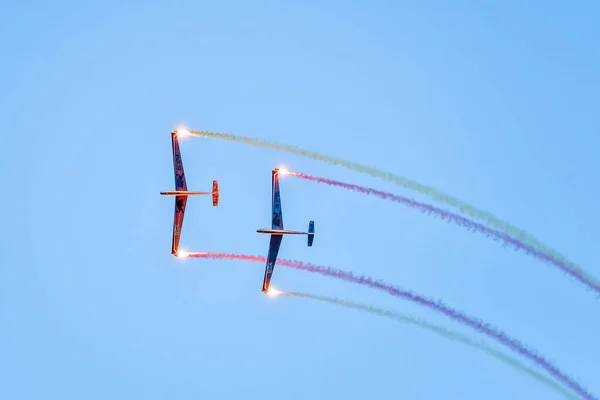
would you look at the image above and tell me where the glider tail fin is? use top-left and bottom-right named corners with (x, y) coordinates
top-left (212, 180), bottom-right (219, 206)
top-left (307, 221), bottom-right (314, 247)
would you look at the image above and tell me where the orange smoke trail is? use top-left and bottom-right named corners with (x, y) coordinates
top-left (186, 129), bottom-right (577, 280)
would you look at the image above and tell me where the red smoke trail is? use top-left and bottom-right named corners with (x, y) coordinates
top-left (286, 171), bottom-right (600, 296)
top-left (186, 252), bottom-right (594, 400)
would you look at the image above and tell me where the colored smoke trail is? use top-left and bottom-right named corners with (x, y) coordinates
top-left (278, 291), bottom-right (577, 400)
top-left (185, 252), bottom-right (595, 400)
top-left (286, 170), bottom-right (600, 295)
top-left (185, 129), bottom-right (578, 281)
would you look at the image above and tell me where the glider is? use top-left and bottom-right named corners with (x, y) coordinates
top-left (257, 168), bottom-right (314, 292)
top-left (161, 131), bottom-right (219, 255)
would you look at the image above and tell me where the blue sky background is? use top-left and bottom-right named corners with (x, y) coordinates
top-left (1, 1), bottom-right (599, 399)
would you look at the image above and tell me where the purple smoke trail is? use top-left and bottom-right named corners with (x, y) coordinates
top-left (186, 252), bottom-right (594, 400)
top-left (288, 171), bottom-right (600, 296)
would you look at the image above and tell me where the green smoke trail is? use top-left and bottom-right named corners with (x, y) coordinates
top-left (279, 291), bottom-right (577, 400)
top-left (188, 130), bottom-right (587, 290)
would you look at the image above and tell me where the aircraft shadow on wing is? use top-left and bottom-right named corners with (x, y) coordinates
top-left (161, 130), bottom-right (220, 255)
top-left (257, 168), bottom-right (315, 293)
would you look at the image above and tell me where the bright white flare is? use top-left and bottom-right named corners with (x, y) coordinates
top-left (176, 250), bottom-right (190, 258)
top-left (266, 288), bottom-right (283, 296)
top-left (175, 127), bottom-right (191, 137)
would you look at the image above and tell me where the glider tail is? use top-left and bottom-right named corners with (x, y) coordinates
top-left (212, 180), bottom-right (219, 206)
top-left (308, 221), bottom-right (314, 247)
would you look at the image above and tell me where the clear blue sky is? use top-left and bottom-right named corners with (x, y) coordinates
top-left (1, 1), bottom-right (598, 399)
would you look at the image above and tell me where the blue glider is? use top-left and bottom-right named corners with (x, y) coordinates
top-left (257, 168), bottom-right (315, 292)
